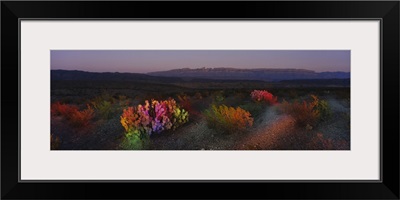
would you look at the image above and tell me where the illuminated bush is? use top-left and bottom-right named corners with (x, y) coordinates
top-left (120, 98), bottom-right (189, 136)
top-left (250, 90), bottom-right (278, 104)
top-left (69, 105), bottom-right (95, 127)
top-left (51, 102), bottom-right (94, 127)
top-left (51, 102), bottom-right (78, 119)
top-left (204, 104), bottom-right (253, 134)
top-left (280, 95), bottom-right (321, 127)
top-left (172, 106), bottom-right (189, 130)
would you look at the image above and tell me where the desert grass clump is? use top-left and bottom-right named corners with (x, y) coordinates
top-left (204, 104), bottom-right (253, 134)
top-left (250, 90), bottom-right (278, 105)
top-left (91, 100), bottom-right (113, 119)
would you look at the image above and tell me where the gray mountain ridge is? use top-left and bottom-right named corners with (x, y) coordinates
top-left (147, 67), bottom-right (350, 81)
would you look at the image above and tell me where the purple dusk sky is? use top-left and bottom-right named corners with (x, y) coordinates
top-left (51, 50), bottom-right (350, 73)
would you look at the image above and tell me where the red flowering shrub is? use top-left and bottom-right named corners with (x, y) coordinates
top-left (178, 94), bottom-right (204, 117)
top-left (250, 90), bottom-right (278, 104)
top-left (69, 105), bottom-right (94, 127)
top-left (51, 102), bottom-right (94, 128)
top-left (51, 102), bottom-right (78, 119)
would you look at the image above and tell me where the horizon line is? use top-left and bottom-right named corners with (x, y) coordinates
top-left (51, 67), bottom-right (351, 74)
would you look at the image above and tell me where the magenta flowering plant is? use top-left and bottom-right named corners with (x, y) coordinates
top-left (250, 90), bottom-right (278, 104)
top-left (151, 100), bottom-right (173, 133)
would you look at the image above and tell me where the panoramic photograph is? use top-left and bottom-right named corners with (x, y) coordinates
top-left (51, 50), bottom-right (350, 150)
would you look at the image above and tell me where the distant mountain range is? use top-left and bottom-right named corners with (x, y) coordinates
top-left (51, 70), bottom-right (178, 82)
top-left (51, 68), bottom-right (350, 82)
top-left (148, 67), bottom-right (350, 81)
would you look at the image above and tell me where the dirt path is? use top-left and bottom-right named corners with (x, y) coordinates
top-left (255, 106), bottom-right (281, 127)
top-left (238, 98), bottom-right (350, 150)
top-left (238, 106), bottom-right (300, 150)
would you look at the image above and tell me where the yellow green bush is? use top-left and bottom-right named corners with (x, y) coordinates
top-left (204, 104), bottom-right (253, 134)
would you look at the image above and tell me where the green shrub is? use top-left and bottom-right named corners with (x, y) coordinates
top-left (119, 129), bottom-right (149, 150)
top-left (91, 100), bottom-right (113, 119)
top-left (204, 104), bottom-right (253, 134)
top-left (239, 102), bottom-right (264, 117)
top-left (316, 99), bottom-right (332, 121)
top-left (212, 91), bottom-right (225, 103)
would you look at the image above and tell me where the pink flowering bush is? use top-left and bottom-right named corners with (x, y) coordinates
top-left (250, 90), bottom-right (278, 104)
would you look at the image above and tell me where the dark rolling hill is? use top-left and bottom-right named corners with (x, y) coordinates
top-left (51, 69), bottom-right (350, 87)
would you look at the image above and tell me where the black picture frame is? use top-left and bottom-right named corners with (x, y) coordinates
top-left (1, 1), bottom-right (399, 199)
